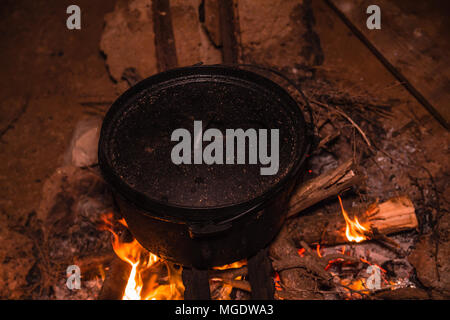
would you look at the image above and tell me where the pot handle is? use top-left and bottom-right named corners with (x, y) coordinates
top-left (187, 222), bottom-right (232, 239)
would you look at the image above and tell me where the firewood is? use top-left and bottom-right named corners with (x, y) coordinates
top-left (182, 267), bottom-right (211, 300)
top-left (373, 287), bottom-right (429, 300)
top-left (288, 196), bottom-right (418, 247)
top-left (247, 248), bottom-right (275, 299)
top-left (97, 256), bottom-right (131, 300)
top-left (209, 266), bottom-right (253, 294)
top-left (287, 159), bottom-right (363, 218)
top-left (270, 228), bottom-right (334, 300)
top-left (366, 196), bottom-right (418, 234)
top-left (270, 232), bottom-right (392, 300)
top-left (98, 230), bottom-right (133, 300)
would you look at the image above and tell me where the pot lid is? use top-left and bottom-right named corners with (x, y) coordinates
top-left (99, 66), bottom-right (309, 222)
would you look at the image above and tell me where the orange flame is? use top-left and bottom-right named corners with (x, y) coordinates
top-left (316, 244), bottom-right (322, 258)
top-left (100, 213), bottom-right (184, 300)
top-left (213, 260), bottom-right (246, 271)
top-left (338, 196), bottom-right (369, 243)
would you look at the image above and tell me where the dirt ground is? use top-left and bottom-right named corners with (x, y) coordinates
top-left (0, 0), bottom-right (448, 299)
top-left (0, 0), bottom-right (117, 298)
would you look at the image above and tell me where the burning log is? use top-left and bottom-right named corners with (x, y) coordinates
top-left (270, 233), bottom-right (336, 299)
top-left (98, 256), bottom-right (132, 300)
top-left (287, 196), bottom-right (418, 247)
top-left (97, 229), bottom-right (133, 300)
top-left (270, 231), bottom-right (408, 299)
top-left (271, 164), bottom-right (418, 300)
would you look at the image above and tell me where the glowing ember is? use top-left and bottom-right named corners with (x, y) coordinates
top-left (341, 278), bottom-right (368, 298)
top-left (274, 273), bottom-right (282, 291)
top-left (100, 213), bottom-right (184, 300)
top-left (297, 248), bottom-right (306, 257)
top-left (360, 258), bottom-right (387, 274)
top-left (338, 196), bottom-right (369, 243)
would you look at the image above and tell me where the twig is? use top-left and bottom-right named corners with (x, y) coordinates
top-left (317, 132), bottom-right (340, 149)
top-left (309, 98), bottom-right (372, 148)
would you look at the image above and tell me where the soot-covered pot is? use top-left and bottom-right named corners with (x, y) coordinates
top-left (98, 65), bottom-right (312, 268)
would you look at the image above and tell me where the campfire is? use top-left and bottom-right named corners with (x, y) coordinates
top-left (24, 73), bottom-right (434, 301)
top-left (89, 157), bottom-right (418, 300)
top-left (19, 82), bottom-right (442, 301)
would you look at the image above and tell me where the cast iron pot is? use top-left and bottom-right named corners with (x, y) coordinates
top-left (98, 65), bottom-right (313, 268)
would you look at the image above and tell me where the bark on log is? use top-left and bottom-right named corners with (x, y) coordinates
top-left (287, 159), bottom-right (362, 218)
top-left (247, 248), bottom-right (275, 299)
top-left (367, 196), bottom-right (418, 234)
top-left (182, 267), bottom-right (211, 300)
top-left (373, 287), bottom-right (429, 300)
